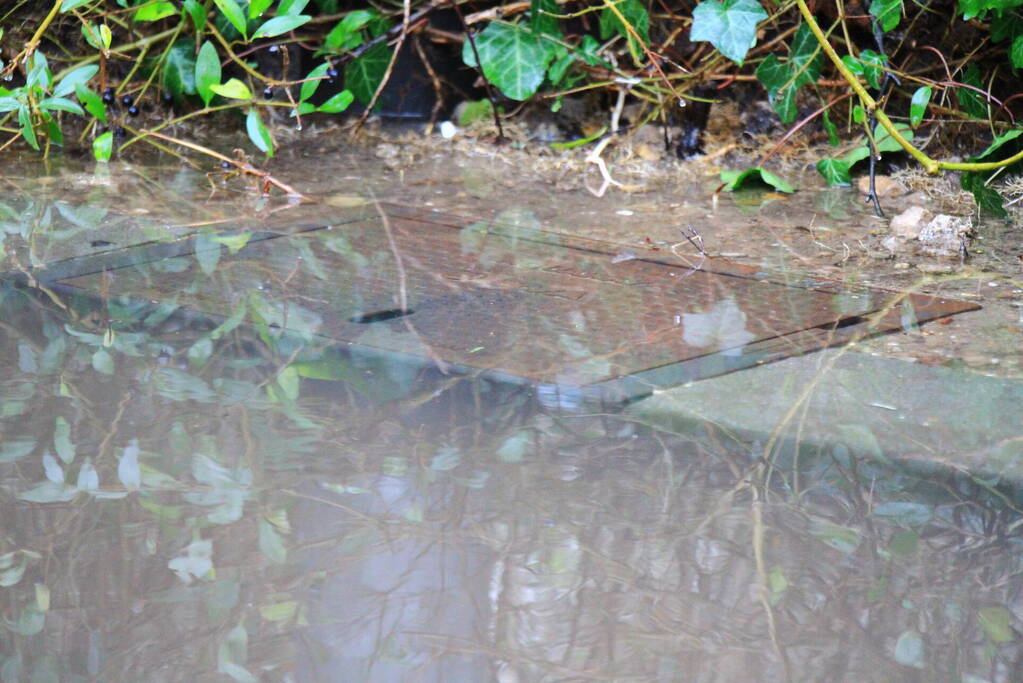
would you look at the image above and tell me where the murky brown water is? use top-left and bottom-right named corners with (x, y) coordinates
top-left (2, 148), bottom-right (1023, 682)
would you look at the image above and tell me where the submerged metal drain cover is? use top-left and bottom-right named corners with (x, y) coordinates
top-left (46, 203), bottom-right (978, 405)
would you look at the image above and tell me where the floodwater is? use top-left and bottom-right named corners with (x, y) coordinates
top-left (2, 147), bottom-right (1023, 682)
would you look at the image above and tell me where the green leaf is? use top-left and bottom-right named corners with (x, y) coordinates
top-left (245, 108), bottom-right (274, 156)
top-left (92, 348), bottom-right (114, 374)
top-left (249, 0), bottom-right (273, 18)
top-left (894, 630), bottom-right (925, 668)
top-left (852, 49), bottom-right (887, 90)
top-left (720, 167), bottom-right (796, 192)
top-left (754, 24), bottom-right (822, 122)
top-left (909, 86), bottom-right (931, 127)
top-left (816, 158), bottom-right (852, 186)
top-left (19, 106), bottom-right (39, 151)
top-left (134, 1), bottom-right (178, 21)
top-left (889, 529), bottom-right (919, 556)
top-left (211, 232), bottom-right (253, 253)
top-left (462, 22), bottom-right (554, 101)
top-left (183, 0), bottom-right (206, 31)
top-left (196, 41), bottom-right (221, 107)
top-left (258, 519), bottom-right (287, 564)
top-left (75, 83), bottom-right (107, 123)
top-left (53, 64), bottom-right (98, 98)
top-left (299, 63), bottom-right (330, 102)
top-left (957, 64), bottom-right (987, 118)
top-left (280, 0), bottom-right (311, 14)
top-left (324, 10), bottom-right (375, 51)
top-left (93, 130), bottom-right (113, 161)
top-left (218, 625), bottom-right (257, 683)
top-left (1012, 34), bottom-right (1023, 69)
top-left (872, 501), bottom-right (932, 526)
top-left (61, 0), bottom-right (93, 10)
top-left (598, 0), bottom-right (649, 65)
top-left (276, 365), bottom-right (300, 400)
top-left (690, 0), bottom-right (768, 65)
top-left (210, 78), bottom-right (253, 100)
top-left (852, 103), bottom-right (866, 123)
top-left (346, 41), bottom-right (392, 105)
top-left (969, 128), bottom-right (1023, 162)
top-left (163, 40), bottom-right (198, 99)
top-left (316, 89), bottom-right (354, 113)
top-left (869, 0), bottom-right (902, 32)
top-left (961, 171), bottom-right (1008, 218)
top-left (531, 0), bottom-right (561, 37)
top-left (978, 606), bottom-right (1015, 643)
top-left (54, 416), bottom-right (75, 464)
top-left (430, 446), bottom-right (461, 471)
top-left (822, 109), bottom-right (839, 145)
top-left (213, 0), bottom-right (248, 38)
top-left (38, 97), bottom-right (84, 115)
top-left (253, 15), bottom-right (311, 38)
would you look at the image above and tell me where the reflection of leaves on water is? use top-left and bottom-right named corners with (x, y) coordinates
top-left (681, 296), bottom-right (756, 356)
top-left (168, 537), bottom-right (214, 584)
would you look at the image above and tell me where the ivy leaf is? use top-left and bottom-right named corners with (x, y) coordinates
top-left (909, 86), bottom-right (931, 127)
top-left (755, 24), bottom-right (822, 122)
top-left (93, 131), bottom-right (113, 162)
top-left (163, 40), bottom-right (197, 100)
top-left (822, 109), bottom-right (839, 145)
top-left (846, 49), bottom-right (887, 90)
top-left (245, 108), bottom-right (274, 157)
top-left (316, 89), bottom-right (354, 113)
top-left (531, 0), bottom-right (562, 37)
top-left (978, 607), bottom-right (1015, 643)
top-left (869, 0), bottom-right (902, 32)
top-left (346, 41), bottom-right (392, 105)
top-left (816, 158), bottom-right (852, 186)
top-left (957, 64), bottom-right (987, 118)
top-left (1012, 34), bottom-right (1023, 69)
top-left (133, 1), bottom-right (178, 21)
top-left (720, 167), bottom-right (796, 193)
top-left (253, 15), bottom-right (311, 39)
top-left (195, 41), bottom-right (221, 107)
top-left (598, 0), bottom-right (649, 65)
top-left (690, 0), bottom-right (768, 65)
top-left (213, 0), bottom-right (248, 39)
top-left (210, 78), bottom-right (253, 100)
top-left (462, 21), bottom-right (555, 101)
top-left (961, 171), bottom-right (1008, 218)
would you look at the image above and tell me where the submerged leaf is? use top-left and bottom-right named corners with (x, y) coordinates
top-left (720, 167), bottom-right (796, 193)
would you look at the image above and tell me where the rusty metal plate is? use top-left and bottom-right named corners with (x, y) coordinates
top-left (49, 203), bottom-right (979, 405)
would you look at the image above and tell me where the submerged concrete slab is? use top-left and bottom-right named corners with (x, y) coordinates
top-left (629, 348), bottom-right (1023, 478)
top-left (39, 204), bottom-right (977, 405)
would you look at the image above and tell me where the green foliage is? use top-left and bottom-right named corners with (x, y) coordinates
top-left (755, 23), bottom-right (823, 123)
top-left (690, 0), bottom-right (768, 65)
top-left (961, 129), bottom-right (1023, 218)
top-left (599, 0), bottom-right (649, 65)
top-left (817, 122), bottom-right (915, 186)
top-left (346, 42), bottom-right (392, 105)
top-left (909, 86), bottom-right (931, 127)
top-left (462, 21), bottom-right (556, 101)
top-left (720, 167), bottom-right (796, 192)
top-left (869, 0), bottom-right (903, 32)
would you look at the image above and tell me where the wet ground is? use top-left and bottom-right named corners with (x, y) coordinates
top-left (2, 136), bottom-right (1023, 681)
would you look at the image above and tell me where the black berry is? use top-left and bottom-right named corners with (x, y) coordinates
top-left (162, 92), bottom-right (173, 104)
top-left (268, 45), bottom-right (279, 53)
top-left (262, 87), bottom-right (273, 99)
top-left (115, 127), bottom-right (126, 138)
top-left (121, 95), bottom-right (133, 107)
top-left (102, 88), bottom-right (114, 104)
top-left (221, 161), bottom-right (231, 169)
top-left (127, 105), bottom-right (139, 116)
top-left (326, 66), bottom-right (339, 80)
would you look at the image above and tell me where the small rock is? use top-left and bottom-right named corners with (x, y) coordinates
top-left (880, 235), bottom-right (901, 252)
top-left (889, 205), bottom-right (931, 240)
top-left (918, 214), bottom-right (972, 256)
top-left (635, 143), bottom-right (661, 161)
top-left (857, 175), bottom-right (904, 197)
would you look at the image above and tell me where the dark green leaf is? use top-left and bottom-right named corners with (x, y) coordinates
top-left (957, 64), bottom-right (987, 118)
top-left (754, 24), bottom-right (822, 122)
top-left (253, 15), bottom-right (311, 38)
top-left (909, 86), bottom-right (931, 127)
top-left (1012, 34), bottom-right (1023, 68)
top-left (872, 501), bottom-right (932, 526)
top-left (690, 0), bottom-right (768, 65)
top-left (822, 109), bottom-right (839, 145)
top-left (347, 41), bottom-right (392, 104)
top-left (869, 0), bottom-right (902, 32)
top-left (163, 40), bottom-right (198, 99)
top-left (531, 0), bottom-right (561, 37)
top-left (969, 128), bottom-right (1023, 162)
top-left (855, 49), bottom-right (887, 90)
top-left (246, 108), bottom-right (274, 156)
top-left (196, 40), bottom-right (221, 107)
top-left (816, 158), bottom-right (852, 186)
top-left (19, 106), bottom-right (39, 151)
top-left (599, 0), bottom-right (649, 65)
top-left (961, 171), bottom-right (1008, 218)
top-left (316, 89), bottom-right (354, 113)
top-left (462, 22), bottom-right (554, 101)
top-left (889, 529), bottom-right (919, 556)
top-left (720, 167), bottom-right (796, 192)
